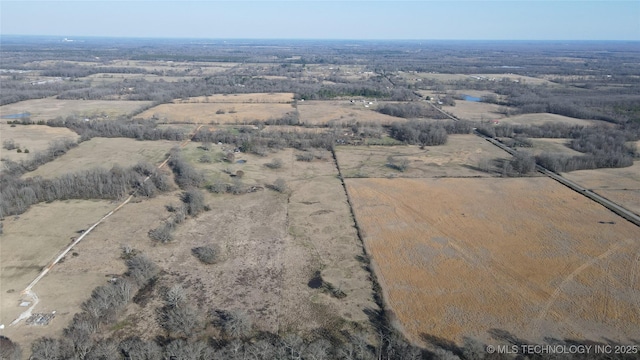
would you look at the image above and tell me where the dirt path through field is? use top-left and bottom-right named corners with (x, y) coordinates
top-left (9, 125), bottom-right (201, 327)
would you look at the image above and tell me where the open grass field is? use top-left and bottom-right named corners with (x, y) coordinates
top-left (441, 101), bottom-right (507, 122)
top-left (297, 100), bottom-right (402, 126)
top-left (345, 177), bottom-right (640, 347)
top-left (497, 113), bottom-right (611, 126)
top-left (562, 160), bottom-right (640, 216)
top-left (0, 98), bottom-right (153, 121)
top-left (84, 73), bottom-right (197, 83)
top-left (524, 138), bottom-right (584, 157)
top-left (105, 60), bottom-right (239, 75)
top-left (3, 144), bottom-right (376, 350)
top-left (117, 148), bottom-right (377, 335)
top-left (404, 72), bottom-right (556, 86)
top-left (0, 199), bottom-right (119, 344)
top-left (0, 123), bottom-right (79, 164)
top-left (23, 138), bottom-right (179, 179)
top-left (335, 135), bottom-right (513, 178)
top-left (138, 102), bottom-right (295, 124)
top-left (174, 93), bottom-right (294, 104)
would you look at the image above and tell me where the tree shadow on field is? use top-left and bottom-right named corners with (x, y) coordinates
top-left (487, 328), bottom-right (530, 347)
top-left (461, 164), bottom-right (495, 176)
top-left (420, 333), bottom-right (465, 359)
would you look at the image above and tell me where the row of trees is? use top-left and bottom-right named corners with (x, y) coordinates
top-left (377, 103), bottom-right (449, 119)
top-left (44, 116), bottom-right (186, 141)
top-left (29, 254), bottom-right (160, 360)
top-left (0, 165), bottom-right (167, 217)
top-left (388, 120), bottom-right (474, 146)
top-left (478, 122), bottom-right (638, 173)
top-left (1, 138), bottom-right (77, 176)
top-left (193, 127), bottom-right (337, 154)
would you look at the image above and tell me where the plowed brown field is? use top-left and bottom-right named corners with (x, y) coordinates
top-left (346, 177), bottom-right (640, 347)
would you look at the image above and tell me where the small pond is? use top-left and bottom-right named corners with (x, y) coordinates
top-left (2, 112), bottom-right (31, 119)
top-left (462, 95), bottom-right (481, 102)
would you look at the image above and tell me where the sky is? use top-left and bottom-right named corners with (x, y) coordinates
top-left (1, 1), bottom-right (639, 41)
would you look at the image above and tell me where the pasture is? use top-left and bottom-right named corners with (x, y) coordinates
top-left (3, 143), bottom-right (376, 347)
top-left (562, 160), bottom-right (640, 216)
top-left (441, 101), bottom-right (507, 122)
top-left (0, 123), bottom-right (79, 164)
top-left (497, 113), bottom-right (611, 126)
top-left (173, 93), bottom-right (294, 104)
top-left (23, 138), bottom-right (179, 179)
top-left (0, 99), bottom-right (153, 121)
top-left (138, 102), bottom-right (294, 124)
top-left (297, 100), bottom-right (402, 126)
top-left (0, 200), bottom-right (118, 344)
top-left (346, 177), bottom-right (640, 347)
top-left (335, 135), bottom-right (513, 178)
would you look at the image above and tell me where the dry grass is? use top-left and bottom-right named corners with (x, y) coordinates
top-left (525, 138), bottom-right (584, 157)
top-left (23, 138), bottom-right (179, 179)
top-left (476, 73), bottom-right (555, 86)
top-left (441, 101), bottom-right (508, 122)
top-left (346, 177), bottom-right (640, 347)
top-left (0, 99), bottom-right (153, 121)
top-left (0, 199), bottom-right (119, 346)
top-left (498, 113), bottom-right (611, 126)
top-left (3, 145), bottom-right (375, 350)
top-left (85, 73), bottom-right (197, 83)
top-left (138, 103), bottom-right (294, 124)
top-left (75, 147), bottom-right (375, 338)
top-left (297, 100), bottom-right (402, 126)
top-left (562, 160), bottom-right (640, 215)
top-left (0, 123), bottom-right (79, 164)
top-left (106, 60), bottom-right (238, 74)
top-left (335, 135), bottom-right (513, 178)
top-left (173, 93), bottom-right (294, 104)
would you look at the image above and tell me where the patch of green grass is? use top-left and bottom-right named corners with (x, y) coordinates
top-left (364, 135), bottom-right (403, 146)
top-left (111, 320), bottom-right (130, 331)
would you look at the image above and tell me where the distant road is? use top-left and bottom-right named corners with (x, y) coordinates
top-left (474, 131), bottom-right (640, 226)
top-left (422, 98), bottom-right (640, 227)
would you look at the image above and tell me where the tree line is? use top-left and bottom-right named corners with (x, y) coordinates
top-left (388, 120), bottom-right (474, 146)
top-left (477, 122), bottom-right (639, 173)
top-left (377, 103), bottom-right (449, 119)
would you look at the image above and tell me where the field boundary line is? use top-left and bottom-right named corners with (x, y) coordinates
top-left (10, 125), bottom-right (202, 327)
top-left (330, 147), bottom-right (386, 323)
top-left (421, 93), bottom-right (640, 227)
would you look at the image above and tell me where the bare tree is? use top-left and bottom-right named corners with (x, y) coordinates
top-left (192, 245), bottom-right (221, 265)
top-left (304, 339), bottom-right (332, 360)
top-left (0, 336), bottom-right (22, 360)
top-left (148, 222), bottom-right (174, 243)
top-left (164, 284), bottom-right (187, 308)
top-left (221, 310), bottom-right (253, 339)
top-left (159, 304), bottom-right (201, 338)
top-left (265, 158), bottom-right (283, 169)
top-left (270, 178), bottom-right (288, 193)
top-left (163, 339), bottom-right (212, 360)
top-left (182, 188), bottom-right (206, 216)
top-left (118, 337), bottom-right (162, 360)
top-left (126, 255), bottom-right (160, 287)
top-left (85, 340), bottom-right (119, 360)
top-left (30, 337), bottom-right (73, 360)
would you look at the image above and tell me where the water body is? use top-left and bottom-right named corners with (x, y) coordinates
top-left (462, 95), bottom-right (481, 102)
top-left (2, 112), bottom-right (31, 119)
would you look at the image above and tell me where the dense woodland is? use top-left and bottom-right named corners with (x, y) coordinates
top-left (1, 36), bottom-right (639, 359)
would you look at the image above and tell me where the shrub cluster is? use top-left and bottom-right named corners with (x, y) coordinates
top-left (191, 245), bottom-right (221, 265)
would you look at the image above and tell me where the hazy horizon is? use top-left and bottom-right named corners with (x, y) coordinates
top-left (1, 1), bottom-right (639, 41)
